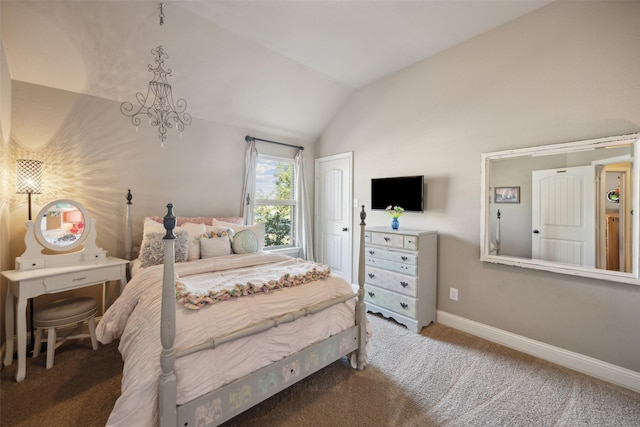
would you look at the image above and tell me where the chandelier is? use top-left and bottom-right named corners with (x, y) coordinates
top-left (121, 5), bottom-right (191, 144)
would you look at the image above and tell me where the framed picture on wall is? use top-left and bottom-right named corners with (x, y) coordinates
top-left (495, 186), bottom-right (520, 203)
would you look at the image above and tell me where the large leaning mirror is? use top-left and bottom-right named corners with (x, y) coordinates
top-left (481, 133), bottom-right (640, 285)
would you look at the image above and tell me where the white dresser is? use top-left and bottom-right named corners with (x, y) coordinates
top-left (363, 226), bottom-right (437, 333)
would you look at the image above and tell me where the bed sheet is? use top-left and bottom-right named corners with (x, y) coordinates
top-left (97, 253), bottom-right (357, 427)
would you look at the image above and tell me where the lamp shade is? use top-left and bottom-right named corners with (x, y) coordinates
top-left (16, 159), bottom-right (43, 194)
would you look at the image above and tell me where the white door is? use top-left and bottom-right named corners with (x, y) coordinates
top-left (532, 165), bottom-right (595, 266)
top-left (315, 152), bottom-right (353, 282)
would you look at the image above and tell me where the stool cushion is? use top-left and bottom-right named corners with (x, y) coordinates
top-left (34, 297), bottom-right (98, 328)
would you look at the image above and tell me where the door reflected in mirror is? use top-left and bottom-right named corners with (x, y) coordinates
top-left (481, 134), bottom-right (640, 285)
top-left (35, 200), bottom-right (90, 252)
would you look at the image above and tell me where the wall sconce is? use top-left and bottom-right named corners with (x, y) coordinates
top-left (16, 159), bottom-right (43, 221)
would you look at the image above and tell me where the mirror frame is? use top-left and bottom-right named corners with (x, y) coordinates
top-left (34, 199), bottom-right (91, 252)
top-left (480, 133), bottom-right (640, 285)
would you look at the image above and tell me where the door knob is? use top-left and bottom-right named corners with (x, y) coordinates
top-left (342, 227), bottom-right (348, 232)
top-left (533, 230), bottom-right (540, 234)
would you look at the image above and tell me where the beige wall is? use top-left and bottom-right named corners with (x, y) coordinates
top-left (1, 41), bottom-right (12, 345)
top-left (3, 80), bottom-right (315, 336)
top-left (317, 1), bottom-right (640, 371)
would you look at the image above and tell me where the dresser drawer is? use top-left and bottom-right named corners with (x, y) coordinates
top-left (366, 257), bottom-right (417, 276)
top-left (403, 235), bottom-right (418, 250)
top-left (365, 266), bottom-right (417, 296)
top-left (371, 232), bottom-right (404, 248)
top-left (370, 232), bottom-right (419, 250)
top-left (365, 246), bottom-right (417, 265)
top-left (43, 269), bottom-right (107, 292)
top-left (365, 285), bottom-right (417, 318)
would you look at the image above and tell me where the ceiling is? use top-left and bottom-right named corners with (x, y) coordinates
top-left (0, 1), bottom-right (553, 141)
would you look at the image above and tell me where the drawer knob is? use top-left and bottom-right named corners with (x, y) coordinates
top-left (400, 302), bottom-right (408, 309)
top-left (368, 291), bottom-right (375, 297)
top-left (400, 281), bottom-right (408, 288)
top-left (369, 250), bottom-right (375, 255)
top-left (368, 273), bottom-right (375, 279)
top-left (384, 237), bottom-right (390, 242)
top-left (401, 256), bottom-right (408, 261)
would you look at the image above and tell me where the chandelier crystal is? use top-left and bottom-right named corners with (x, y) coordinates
top-left (121, 45), bottom-right (191, 144)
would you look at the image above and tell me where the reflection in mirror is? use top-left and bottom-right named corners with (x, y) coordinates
top-left (35, 199), bottom-right (89, 252)
top-left (481, 134), bottom-right (640, 285)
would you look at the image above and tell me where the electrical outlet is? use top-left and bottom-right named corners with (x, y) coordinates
top-left (449, 287), bottom-right (459, 301)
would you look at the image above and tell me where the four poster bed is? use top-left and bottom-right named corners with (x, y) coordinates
top-left (96, 192), bottom-right (368, 426)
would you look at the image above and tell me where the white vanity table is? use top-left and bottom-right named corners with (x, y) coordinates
top-left (2, 199), bottom-right (128, 382)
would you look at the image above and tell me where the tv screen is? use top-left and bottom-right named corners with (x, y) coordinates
top-left (371, 175), bottom-right (424, 212)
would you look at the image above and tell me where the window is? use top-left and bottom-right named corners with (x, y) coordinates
top-left (253, 155), bottom-right (297, 248)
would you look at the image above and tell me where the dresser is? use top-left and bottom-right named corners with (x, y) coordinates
top-left (363, 226), bottom-right (437, 333)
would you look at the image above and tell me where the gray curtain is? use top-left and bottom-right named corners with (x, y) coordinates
top-left (240, 140), bottom-right (257, 225)
top-left (295, 150), bottom-right (314, 261)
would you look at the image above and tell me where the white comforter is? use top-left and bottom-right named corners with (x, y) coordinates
top-left (97, 253), bottom-right (357, 427)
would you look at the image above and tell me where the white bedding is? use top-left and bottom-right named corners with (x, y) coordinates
top-left (97, 252), bottom-right (357, 427)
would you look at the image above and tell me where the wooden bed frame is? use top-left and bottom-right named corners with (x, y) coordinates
top-left (125, 194), bottom-right (368, 427)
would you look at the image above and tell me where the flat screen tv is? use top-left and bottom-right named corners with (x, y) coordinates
top-left (371, 175), bottom-right (424, 212)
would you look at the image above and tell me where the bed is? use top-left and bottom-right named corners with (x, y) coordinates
top-left (96, 192), bottom-right (368, 426)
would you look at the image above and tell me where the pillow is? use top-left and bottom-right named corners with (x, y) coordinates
top-left (142, 218), bottom-right (205, 261)
top-left (148, 216), bottom-right (213, 226)
top-left (147, 216), bottom-right (243, 226)
top-left (139, 230), bottom-right (189, 268)
top-left (180, 222), bottom-right (208, 261)
top-left (213, 217), bottom-right (243, 225)
top-left (211, 220), bottom-right (265, 252)
top-left (200, 235), bottom-right (232, 258)
top-left (204, 225), bottom-right (235, 239)
top-left (231, 229), bottom-right (259, 254)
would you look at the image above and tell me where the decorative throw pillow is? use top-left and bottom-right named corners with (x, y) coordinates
top-left (200, 235), bottom-right (232, 258)
top-left (211, 220), bottom-right (266, 252)
top-left (139, 230), bottom-right (189, 268)
top-left (212, 217), bottom-right (243, 225)
top-left (204, 225), bottom-right (235, 239)
top-left (148, 216), bottom-right (213, 226)
top-left (180, 222), bottom-right (207, 261)
top-left (231, 230), bottom-right (259, 254)
top-left (142, 218), bottom-right (205, 261)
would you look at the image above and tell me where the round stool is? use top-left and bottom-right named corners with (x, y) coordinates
top-left (33, 296), bottom-right (99, 369)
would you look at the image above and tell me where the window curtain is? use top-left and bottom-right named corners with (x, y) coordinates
top-left (240, 140), bottom-right (257, 225)
top-left (295, 150), bottom-right (314, 261)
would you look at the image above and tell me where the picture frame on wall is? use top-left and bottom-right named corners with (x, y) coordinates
top-left (495, 186), bottom-right (520, 203)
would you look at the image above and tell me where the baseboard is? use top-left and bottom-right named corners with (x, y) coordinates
top-left (437, 310), bottom-right (640, 394)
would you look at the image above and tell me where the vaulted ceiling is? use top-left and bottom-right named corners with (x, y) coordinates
top-left (1, 1), bottom-right (552, 141)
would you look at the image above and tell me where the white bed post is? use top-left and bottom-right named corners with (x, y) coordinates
top-left (159, 203), bottom-right (178, 427)
top-left (125, 190), bottom-right (133, 261)
top-left (356, 205), bottom-right (367, 370)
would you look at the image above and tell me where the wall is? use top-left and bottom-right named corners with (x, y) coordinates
top-left (0, 40), bottom-right (12, 346)
top-left (4, 80), bottom-right (315, 341)
top-left (317, 1), bottom-right (640, 371)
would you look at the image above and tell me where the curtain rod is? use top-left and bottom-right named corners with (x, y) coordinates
top-left (245, 135), bottom-right (304, 151)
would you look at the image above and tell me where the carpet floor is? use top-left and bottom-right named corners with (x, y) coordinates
top-left (2, 314), bottom-right (639, 426)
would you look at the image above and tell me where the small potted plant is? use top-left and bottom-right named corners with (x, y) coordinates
top-left (385, 205), bottom-right (404, 230)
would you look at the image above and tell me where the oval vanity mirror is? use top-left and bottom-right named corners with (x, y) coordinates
top-left (34, 199), bottom-right (91, 252)
top-left (481, 133), bottom-right (640, 285)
